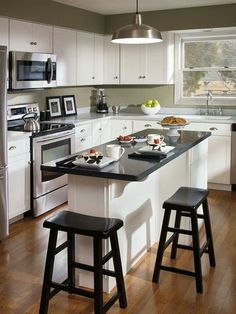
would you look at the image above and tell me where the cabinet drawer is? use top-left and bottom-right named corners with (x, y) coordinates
top-left (184, 122), bottom-right (231, 136)
top-left (8, 138), bottom-right (30, 157)
top-left (75, 123), bottom-right (92, 138)
top-left (75, 136), bottom-right (92, 152)
top-left (133, 120), bottom-right (163, 132)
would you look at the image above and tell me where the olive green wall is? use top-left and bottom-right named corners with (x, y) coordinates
top-left (105, 4), bottom-right (236, 33)
top-left (0, 0), bottom-right (105, 33)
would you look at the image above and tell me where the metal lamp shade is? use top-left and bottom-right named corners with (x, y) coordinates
top-left (111, 13), bottom-right (162, 44)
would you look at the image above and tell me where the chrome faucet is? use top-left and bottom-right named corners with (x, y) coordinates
top-left (206, 91), bottom-right (213, 115)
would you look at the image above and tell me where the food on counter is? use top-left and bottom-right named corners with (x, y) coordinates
top-left (161, 116), bottom-right (187, 125)
top-left (117, 135), bottom-right (133, 142)
top-left (143, 99), bottom-right (160, 107)
top-left (82, 149), bottom-right (103, 164)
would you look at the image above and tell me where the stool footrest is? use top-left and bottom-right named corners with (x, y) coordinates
top-left (49, 278), bottom-right (69, 299)
top-left (103, 292), bottom-right (120, 312)
top-left (50, 281), bottom-right (94, 299)
top-left (176, 244), bottom-right (193, 251)
top-left (180, 212), bottom-right (205, 219)
top-left (160, 265), bottom-right (196, 277)
top-left (200, 240), bottom-right (210, 257)
top-left (167, 227), bottom-right (192, 235)
top-left (72, 261), bottom-right (116, 277)
top-left (54, 241), bottom-right (68, 255)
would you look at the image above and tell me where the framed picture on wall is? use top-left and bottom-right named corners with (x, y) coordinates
top-left (62, 95), bottom-right (77, 116)
top-left (46, 96), bottom-right (63, 118)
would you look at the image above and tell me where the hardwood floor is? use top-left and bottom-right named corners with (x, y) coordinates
top-left (0, 189), bottom-right (236, 313)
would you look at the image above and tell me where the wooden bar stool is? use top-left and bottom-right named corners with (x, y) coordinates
top-left (152, 187), bottom-right (216, 293)
top-left (39, 211), bottom-right (127, 314)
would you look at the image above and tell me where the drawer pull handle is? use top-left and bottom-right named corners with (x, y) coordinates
top-left (81, 138), bottom-right (86, 142)
top-left (9, 146), bottom-right (16, 150)
top-left (123, 126), bottom-right (127, 130)
top-left (144, 124), bottom-right (152, 127)
top-left (209, 127), bottom-right (218, 131)
top-left (99, 128), bottom-right (102, 131)
top-left (80, 129), bottom-right (85, 133)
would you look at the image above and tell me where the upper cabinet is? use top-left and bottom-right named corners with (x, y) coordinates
top-left (103, 35), bottom-right (120, 84)
top-left (77, 31), bottom-right (103, 85)
top-left (0, 17), bottom-right (8, 46)
top-left (9, 19), bottom-right (52, 53)
top-left (120, 32), bottom-right (174, 85)
top-left (53, 27), bottom-right (77, 86)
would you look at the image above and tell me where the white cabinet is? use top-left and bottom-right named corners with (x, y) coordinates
top-left (133, 120), bottom-right (163, 132)
top-left (8, 136), bottom-right (30, 219)
top-left (185, 122), bottom-right (231, 185)
top-left (75, 123), bottom-right (92, 152)
top-left (9, 19), bottom-right (52, 53)
top-left (77, 31), bottom-right (103, 85)
top-left (120, 32), bottom-right (174, 84)
top-left (111, 119), bottom-right (133, 139)
top-left (103, 35), bottom-right (120, 84)
top-left (0, 17), bottom-right (8, 46)
top-left (92, 119), bottom-right (111, 146)
top-left (53, 27), bottom-right (77, 86)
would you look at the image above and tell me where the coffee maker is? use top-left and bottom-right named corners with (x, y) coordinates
top-left (96, 89), bottom-right (108, 113)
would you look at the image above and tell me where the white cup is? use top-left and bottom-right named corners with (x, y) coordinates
top-left (106, 144), bottom-right (125, 161)
top-left (147, 134), bottom-right (164, 143)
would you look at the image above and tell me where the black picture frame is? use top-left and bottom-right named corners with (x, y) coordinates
top-left (46, 96), bottom-right (63, 118)
top-left (62, 95), bottom-right (77, 116)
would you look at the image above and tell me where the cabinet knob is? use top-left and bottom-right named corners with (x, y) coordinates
top-left (209, 127), bottom-right (218, 131)
top-left (9, 146), bottom-right (16, 150)
top-left (114, 76), bottom-right (118, 79)
top-left (144, 124), bottom-right (152, 127)
top-left (138, 76), bottom-right (142, 79)
top-left (99, 128), bottom-right (102, 131)
top-left (123, 126), bottom-right (127, 130)
top-left (92, 76), bottom-right (95, 79)
top-left (34, 42), bottom-right (37, 45)
top-left (80, 129), bottom-right (85, 133)
top-left (142, 75), bottom-right (146, 79)
top-left (81, 138), bottom-right (86, 142)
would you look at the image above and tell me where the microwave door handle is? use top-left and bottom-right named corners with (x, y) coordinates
top-left (46, 58), bottom-right (53, 84)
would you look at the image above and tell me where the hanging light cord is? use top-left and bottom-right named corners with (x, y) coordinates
top-left (136, 0), bottom-right (139, 14)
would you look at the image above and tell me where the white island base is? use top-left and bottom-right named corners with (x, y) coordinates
top-left (67, 140), bottom-right (208, 293)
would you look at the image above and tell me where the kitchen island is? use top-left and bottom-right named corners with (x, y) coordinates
top-left (41, 129), bottom-right (210, 292)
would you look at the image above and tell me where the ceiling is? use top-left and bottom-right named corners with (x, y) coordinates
top-left (53, 0), bottom-right (236, 15)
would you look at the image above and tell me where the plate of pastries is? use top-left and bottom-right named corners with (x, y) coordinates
top-left (160, 116), bottom-right (188, 126)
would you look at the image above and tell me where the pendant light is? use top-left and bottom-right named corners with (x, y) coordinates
top-left (111, 0), bottom-right (162, 44)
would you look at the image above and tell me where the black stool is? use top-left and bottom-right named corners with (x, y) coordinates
top-left (152, 187), bottom-right (216, 293)
top-left (39, 211), bottom-right (127, 314)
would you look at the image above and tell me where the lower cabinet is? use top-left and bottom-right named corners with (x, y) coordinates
top-left (111, 119), bottom-right (133, 139)
top-left (75, 123), bottom-right (92, 152)
top-left (92, 119), bottom-right (111, 146)
top-left (184, 122), bottom-right (231, 186)
top-left (8, 137), bottom-right (30, 219)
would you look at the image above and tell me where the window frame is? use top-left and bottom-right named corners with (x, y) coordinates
top-left (174, 28), bottom-right (236, 106)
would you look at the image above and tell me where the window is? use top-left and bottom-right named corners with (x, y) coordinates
top-left (175, 29), bottom-right (236, 105)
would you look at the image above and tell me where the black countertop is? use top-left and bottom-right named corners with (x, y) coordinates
top-left (41, 129), bottom-right (211, 182)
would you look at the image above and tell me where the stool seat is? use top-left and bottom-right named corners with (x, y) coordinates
top-left (44, 211), bottom-right (123, 239)
top-left (163, 187), bottom-right (209, 212)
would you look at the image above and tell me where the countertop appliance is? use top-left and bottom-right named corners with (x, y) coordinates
top-left (9, 51), bottom-right (57, 90)
top-left (8, 103), bottom-right (75, 217)
top-left (231, 124), bottom-right (236, 190)
top-left (96, 89), bottom-right (108, 114)
top-left (0, 46), bottom-right (9, 240)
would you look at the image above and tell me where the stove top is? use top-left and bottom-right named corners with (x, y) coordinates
top-left (8, 121), bottom-right (75, 137)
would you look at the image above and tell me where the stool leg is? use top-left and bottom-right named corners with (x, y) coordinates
top-left (39, 229), bottom-right (58, 314)
top-left (152, 209), bottom-right (171, 283)
top-left (190, 212), bottom-right (203, 293)
top-left (170, 210), bottom-right (182, 259)
top-left (67, 232), bottom-right (75, 293)
top-left (93, 237), bottom-right (103, 314)
top-left (110, 233), bottom-right (127, 309)
top-left (202, 199), bottom-right (216, 267)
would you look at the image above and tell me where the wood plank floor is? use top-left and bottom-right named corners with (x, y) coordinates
top-left (0, 189), bottom-right (236, 313)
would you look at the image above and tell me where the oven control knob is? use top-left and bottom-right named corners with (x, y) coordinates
top-left (28, 108), bottom-right (32, 112)
top-left (33, 107), bottom-right (38, 112)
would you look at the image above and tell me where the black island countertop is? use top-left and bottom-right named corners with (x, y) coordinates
top-left (41, 129), bottom-right (211, 182)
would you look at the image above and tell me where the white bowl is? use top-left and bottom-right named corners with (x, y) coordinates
top-left (141, 104), bottom-right (161, 115)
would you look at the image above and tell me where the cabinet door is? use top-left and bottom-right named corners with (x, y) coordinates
top-left (120, 45), bottom-right (141, 84)
top-left (0, 17), bottom-right (8, 46)
top-left (208, 136), bottom-right (231, 184)
top-left (94, 34), bottom-right (104, 84)
top-left (8, 154), bottom-right (30, 219)
top-left (111, 120), bottom-right (133, 139)
top-left (92, 121), bottom-right (101, 146)
top-left (77, 31), bottom-right (94, 85)
top-left (100, 119), bottom-right (111, 144)
top-left (53, 27), bottom-right (76, 86)
top-left (103, 35), bottom-right (120, 84)
top-left (32, 23), bottom-right (52, 53)
top-left (75, 136), bottom-right (92, 152)
top-left (9, 19), bottom-right (33, 52)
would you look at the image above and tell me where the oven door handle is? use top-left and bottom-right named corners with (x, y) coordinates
top-left (46, 58), bottom-right (53, 84)
top-left (34, 131), bottom-right (74, 143)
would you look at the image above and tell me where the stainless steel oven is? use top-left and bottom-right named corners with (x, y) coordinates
top-left (32, 129), bottom-right (75, 217)
top-left (9, 51), bottom-right (57, 89)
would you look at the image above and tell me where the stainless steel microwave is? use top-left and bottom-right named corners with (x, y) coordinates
top-left (9, 51), bottom-right (57, 90)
